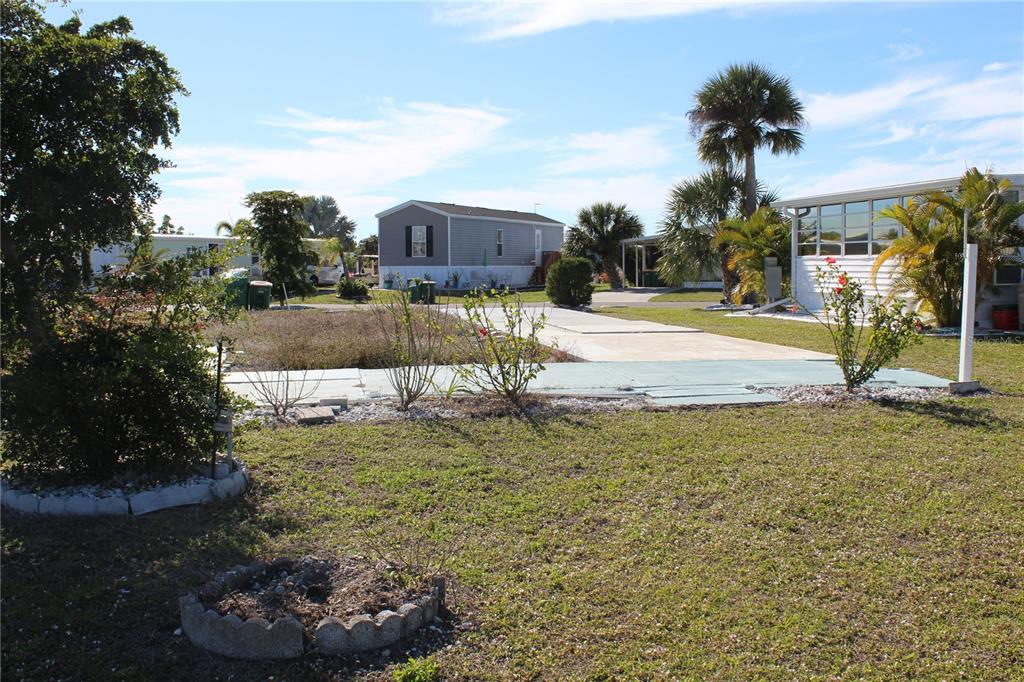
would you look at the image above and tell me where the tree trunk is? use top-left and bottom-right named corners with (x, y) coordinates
top-left (719, 245), bottom-right (739, 302)
top-left (81, 247), bottom-right (93, 286)
top-left (743, 152), bottom-right (757, 218)
top-left (602, 256), bottom-right (623, 290)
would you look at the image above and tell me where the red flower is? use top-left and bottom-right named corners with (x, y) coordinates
top-left (477, 327), bottom-right (488, 338)
top-left (838, 274), bottom-right (848, 286)
top-left (834, 287), bottom-right (844, 295)
top-left (825, 257), bottom-right (837, 265)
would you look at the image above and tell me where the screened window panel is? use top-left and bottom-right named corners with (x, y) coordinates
top-left (820, 242), bottom-right (841, 255)
top-left (821, 203), bottom-right (842, 216)
top-left (821, 215), bottom-right (842, 231)
top-left (845, 200), bottom-right (869, 214)
top-left (798, 229), bottom-right (817, 244)
top-left (845, 242), bottom-right (869, 255)
top-left (799, 244), bottom-right (818, 256)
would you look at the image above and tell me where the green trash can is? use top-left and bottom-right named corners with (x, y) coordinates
top-left (223, 270), bottom-right (250, 309)
top-left (420, 280), bottom-right (436, 304)
top-left (248, 280), bottom-right (273, 310)
top-left (407, 279), bottom-right (421, 304)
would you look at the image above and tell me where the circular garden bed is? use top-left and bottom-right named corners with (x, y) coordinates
top-left (179, 556), bottom-right (445, 659)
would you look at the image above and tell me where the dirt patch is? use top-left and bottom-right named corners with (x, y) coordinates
top-left (205, 557), bottom-right (429, 630)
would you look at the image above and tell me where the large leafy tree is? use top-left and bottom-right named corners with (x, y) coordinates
top-left (1, 0), bottom-right (186, 346)
top-left (245, 191), bottom-right (318, 304)
top-left (656, 166), bottom-right (778, 298)
top-left (357, 234), bottom-right (379, 256)
top-left (302, 194), bottom-right (357, 248)
top-left (563, 202), bottom-right (643, 289)
top-left (872, 168), bottom-right (1024, 327)
top-left (688, 62), bottom-right (804, 218)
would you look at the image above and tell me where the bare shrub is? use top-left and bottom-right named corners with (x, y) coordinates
top-left (370, 292), bottom-right (456, 410)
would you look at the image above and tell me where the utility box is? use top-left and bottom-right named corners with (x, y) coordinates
top-left (248, 281), bottom-right (273, 310)
top-left (764, 257), bottom-right (783, 302)
top-left (223, 269), bottom-right (250, 310)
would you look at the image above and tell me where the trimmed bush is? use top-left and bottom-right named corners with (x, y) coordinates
top-left (546, 256), bottom-right (594, 307)
top-left (336, 275), bottom-right (370, 300)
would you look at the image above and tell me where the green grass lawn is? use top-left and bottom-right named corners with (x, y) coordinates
top-left (648, 289), bottom-right (723, 302)
top-left (300, 283), bottom-right (616, 305)
top-left (600, 307), bottom-right (1024, 394)
top-left (3, 399), bottom-right (1022, 679)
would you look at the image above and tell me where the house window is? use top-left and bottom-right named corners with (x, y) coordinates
top-left (796, 206), bottom-right (817, 256)
top-left (411, 225), bottom-right (427, 257)
top-left (496, 229), bottom-right (503, 257)
top-left (843, 201), bottom-right (869, 255)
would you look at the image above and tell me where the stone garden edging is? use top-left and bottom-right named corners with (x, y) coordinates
top-left (0, 458), bottom-right (249, 517)
top-left (179, 559), bottom-right (446, 659)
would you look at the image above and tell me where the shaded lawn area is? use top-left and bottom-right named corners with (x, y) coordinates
top-left (648, 289), bottom-right (723, 303)
top-left (3, 399), bottom-right (1023, 679)
top-left (600, 307), bottom-right (1024, 394)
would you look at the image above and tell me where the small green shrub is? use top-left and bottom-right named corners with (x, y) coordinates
top-left (813, 260), bottom-right (921, 391)
top-left (336, 275), bottom-right (369, 299)
top-left (455, 289), bottom-right (547, 405)
top-left (392, 656), bottom-right (441, 682)
top-left (546, 256), bottom-right (594, 307)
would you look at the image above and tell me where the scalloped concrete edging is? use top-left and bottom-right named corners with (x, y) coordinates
top-left (179, 559), bottom-right (446, 659)
top-left (0, 459), bottom-right (249, 517)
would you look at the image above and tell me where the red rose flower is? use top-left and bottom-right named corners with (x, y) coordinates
top-left (834, 287), bottom-right (844, 295)
top-left (825, 257), bottom-right (837, 265)
top-left (478, 327), bottom-right (488, 338)
top-left (838, 274), bottom-right (848, 286)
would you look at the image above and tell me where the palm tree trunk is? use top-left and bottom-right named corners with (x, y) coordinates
top-left (743, 152), bottom-right (757, 218)
top-left (602, 256), bottom-right (622, 290)
top-left (718, 246), bottom-right (739, 302)
top-left (81, 247), bottom-right (93, 286)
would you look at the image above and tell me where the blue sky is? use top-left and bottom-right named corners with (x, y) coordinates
top-left (52, 1), bottom-right (1024, 239)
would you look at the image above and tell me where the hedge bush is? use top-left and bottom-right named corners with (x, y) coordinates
top-left (0, 234), bottom-right (237, 484)
top-left (546, 256), bottom-right (594, 307)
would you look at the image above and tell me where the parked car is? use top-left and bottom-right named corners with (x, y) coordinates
top-left (306, 264), bottom-right (344, 287)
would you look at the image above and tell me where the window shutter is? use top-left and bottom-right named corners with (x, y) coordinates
top-left (426, 225), bottom-right (434, 257)
top-left (405, 226), bottom-right (412, 258)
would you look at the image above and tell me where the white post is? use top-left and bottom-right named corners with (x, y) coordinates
top-left (634, 245), bottom-right (641, 289)
top-left (953, 242), bottom-right (979, 392)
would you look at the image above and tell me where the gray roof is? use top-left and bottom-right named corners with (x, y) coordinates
top-left (378, 200), bottom-right (562, 225)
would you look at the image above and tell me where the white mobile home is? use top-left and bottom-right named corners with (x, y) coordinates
top-left (375, 201), bottom-right (564, 288)
top-left (90, 234), bottom-right (343, 286)
top-left (774, 175), bottom-right (1024, 327)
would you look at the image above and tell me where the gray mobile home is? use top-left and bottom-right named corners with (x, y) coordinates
top-left (376, 200), bottom-right (564, 288)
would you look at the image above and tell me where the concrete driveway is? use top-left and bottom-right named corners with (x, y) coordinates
top-left (590, 287), bottom-right (667, 305)
top-left (460, 305), bottom-right (831, 362)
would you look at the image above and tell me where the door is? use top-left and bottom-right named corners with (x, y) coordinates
top-left (534, 228), bottom-right (543, 265)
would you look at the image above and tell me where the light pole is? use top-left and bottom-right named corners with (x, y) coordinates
top-left (953, 207), bottom-right (980, 393)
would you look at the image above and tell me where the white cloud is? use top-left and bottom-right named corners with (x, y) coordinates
top-left (852, 121), bottom-right (919, 148)
top-left (159, 102), bottom-right (511, 235)
top-left (543, 126), bottom-right (672, 175)
top-left (440, 173), bottom-right (675, 230)
top-left (983, 61), bottom-right (1010, 72)
top-left (885, 43), bottom-right (923, 63)
top-left (803, 77), bottom-right (943, 129)
top-left (432, 0), bottom-right (799, 41)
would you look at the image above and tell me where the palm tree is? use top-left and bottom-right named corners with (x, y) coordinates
top-left (872, 168), bottom-right (1024, 327)
top-left (688, 63), bottom-right (805, 218)
top-left (656, 166), bottom-right (779, 298)
top-left (714, 207), bottom-right (791, 303)
top-left (302, 195), bottom-right (357, 248)
top-left (563, 203), bottom-right (643, 289)
top-left (215, 218), bottom-right (252, 239)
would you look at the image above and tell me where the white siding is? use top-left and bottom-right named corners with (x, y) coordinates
top-left (793, 255), bottom-right (901, 312)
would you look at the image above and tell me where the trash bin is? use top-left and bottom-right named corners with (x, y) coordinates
top-left (407, 278), bottom-right (421, 304)
top-left (992, 304), bottom-right (1019, 331)
top-left (248, 280), bottom-right (273, 310)
top-left (222, 269), bottom-right (249, 309)
top-left (420, 280), bottom-right (436, 304)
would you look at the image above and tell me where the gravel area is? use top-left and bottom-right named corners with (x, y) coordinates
top-left (750, 384), bottom-right (953, 404)
top-left (243, 394), bottom-right (652, 426)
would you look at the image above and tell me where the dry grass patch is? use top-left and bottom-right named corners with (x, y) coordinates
top-left (207, 310), bottom-right (577, 371)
